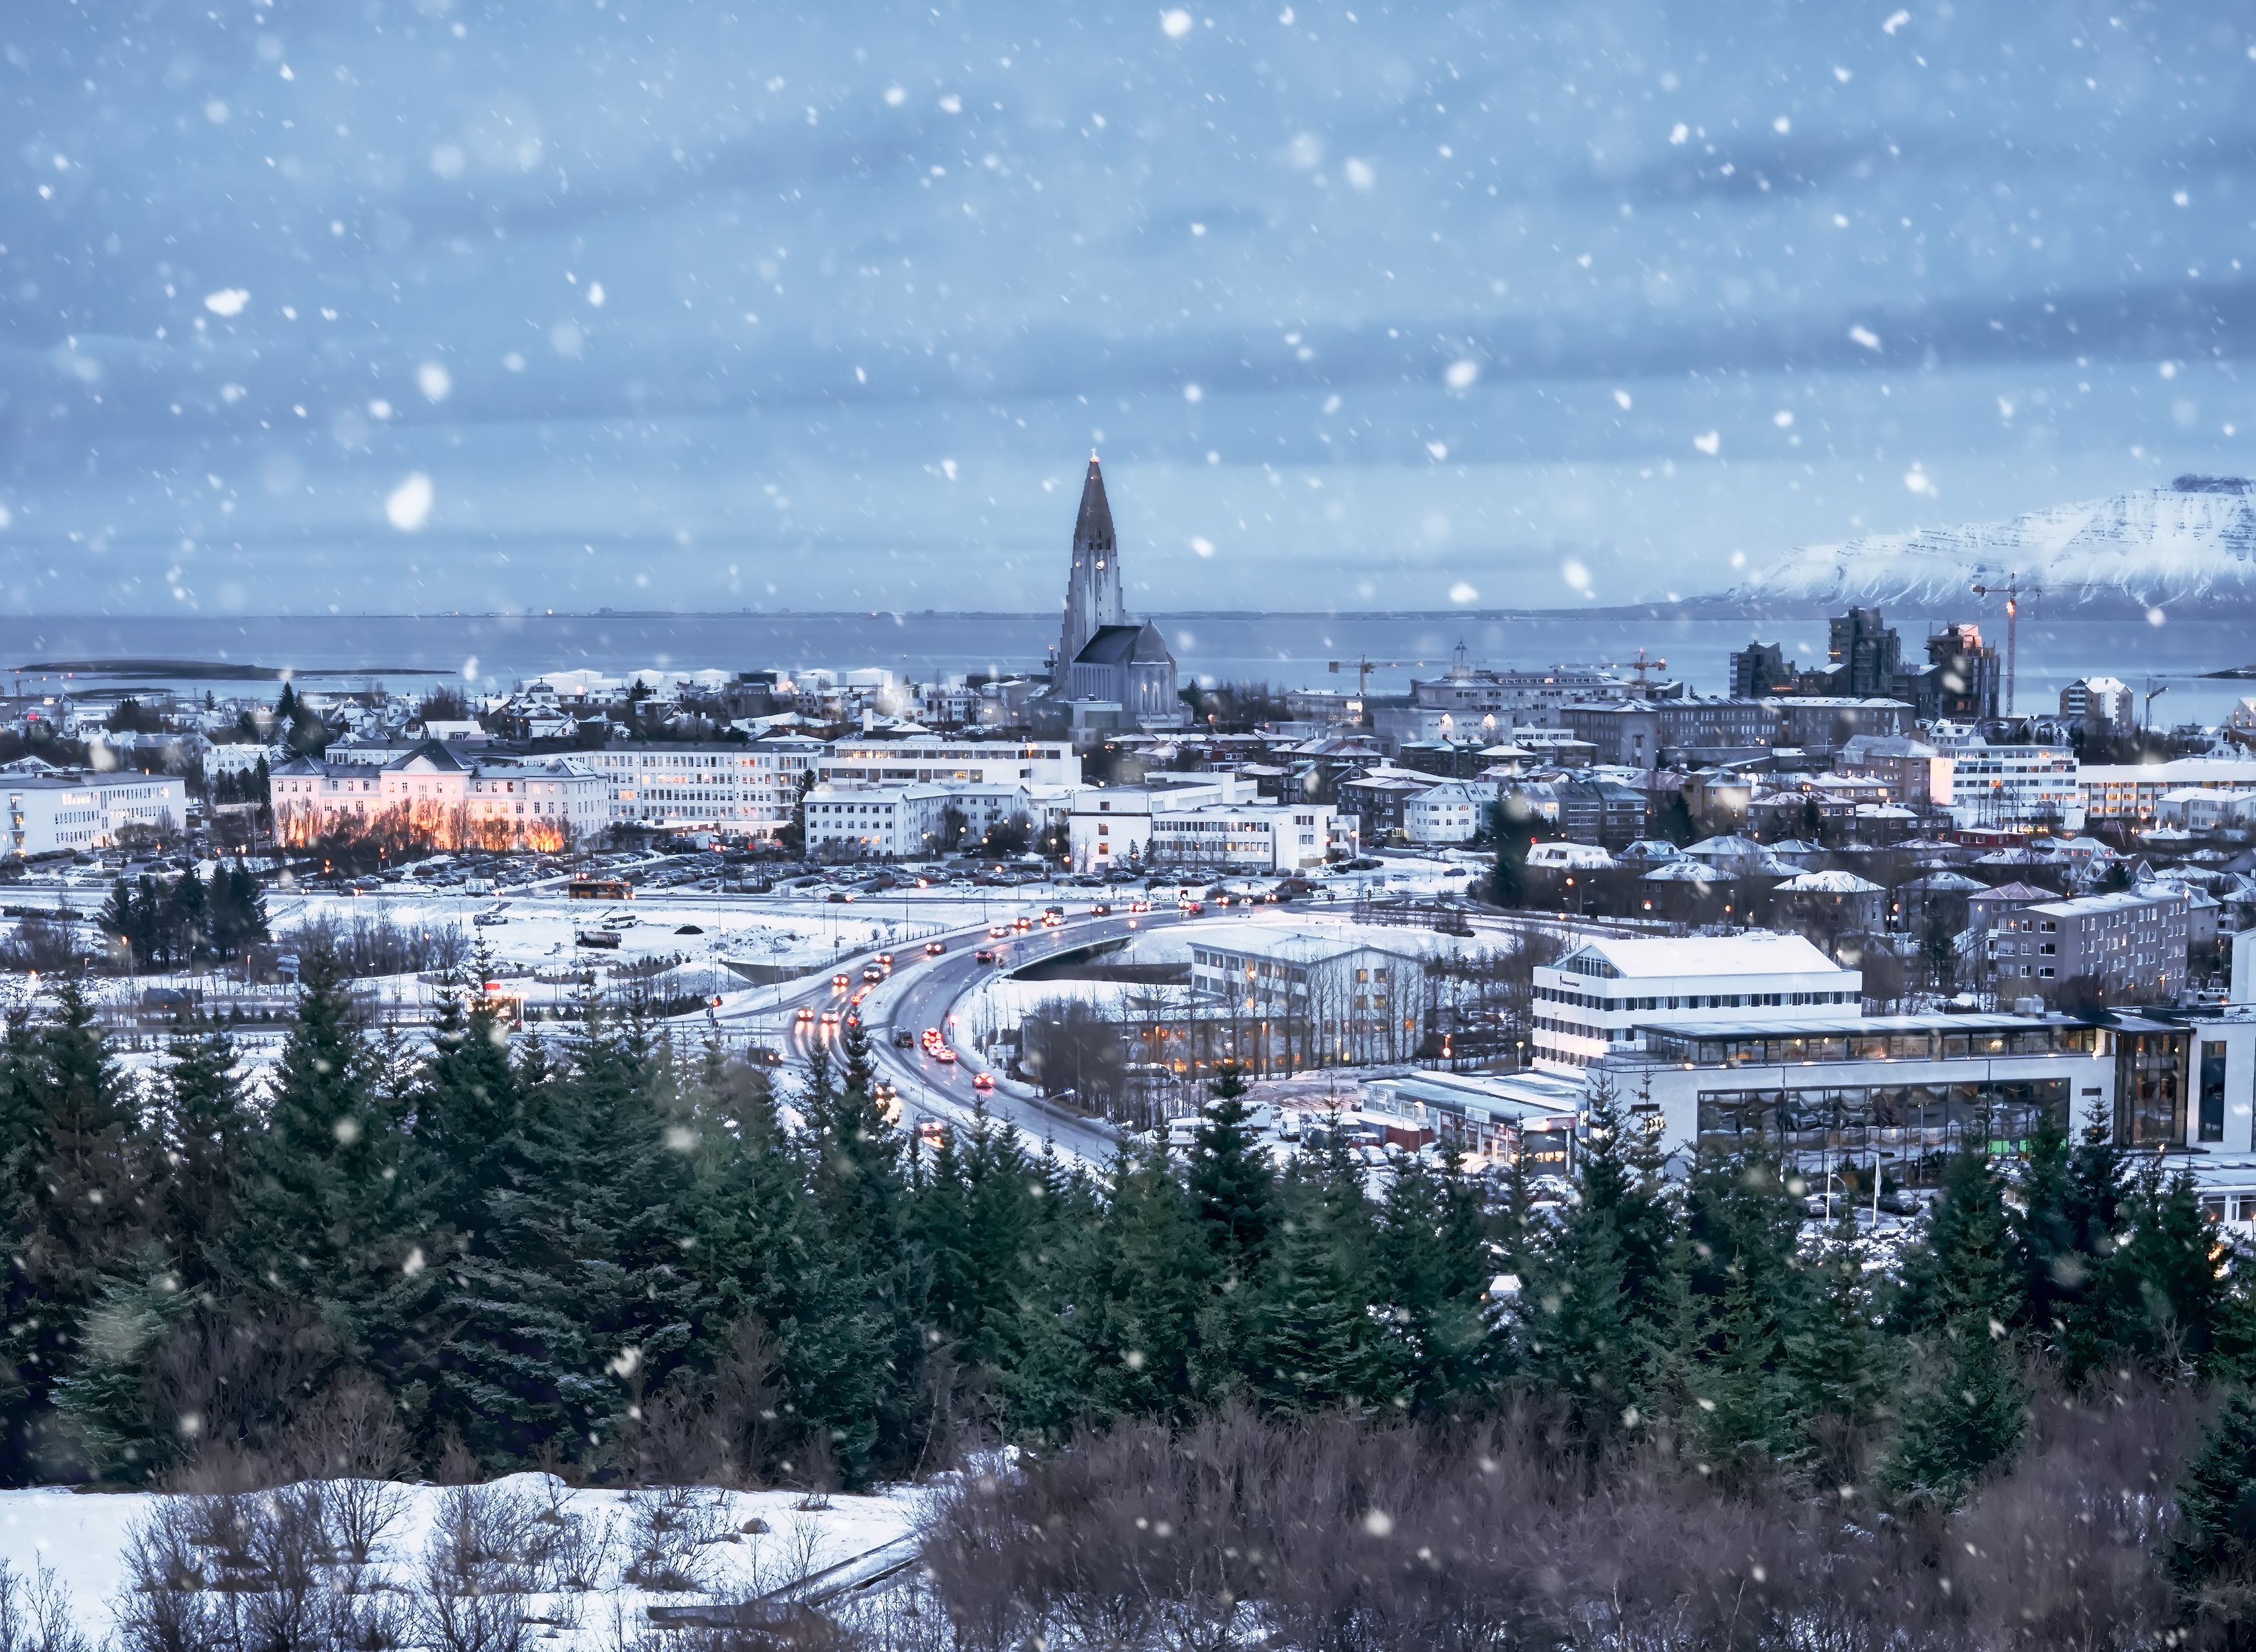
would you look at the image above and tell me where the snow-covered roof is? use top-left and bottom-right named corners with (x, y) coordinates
top-left (1558, 931), bottom-right (1853, 979)
top-left (1777, 869), bottom-right (1884, 894)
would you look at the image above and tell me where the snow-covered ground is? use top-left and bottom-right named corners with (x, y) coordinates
top-left (0, 1474), bottom-right (923, 1646)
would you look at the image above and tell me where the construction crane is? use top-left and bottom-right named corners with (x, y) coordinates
top-left (1618, 647), bottom-right (1668, 694)
top-left (1969, 571), bottom-right (2040, 718)
top-left (1329, 656), bottom-right (1407, 700)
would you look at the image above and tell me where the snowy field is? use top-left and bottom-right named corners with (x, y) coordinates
top-left (0, 1474), bottom-right (924, 1646)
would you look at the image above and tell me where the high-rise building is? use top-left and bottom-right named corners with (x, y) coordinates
top-left (1829, 607), bottom-right (1902, 698)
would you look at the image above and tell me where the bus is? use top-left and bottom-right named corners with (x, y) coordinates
top-left (568, 877), bottom-right (634, 901)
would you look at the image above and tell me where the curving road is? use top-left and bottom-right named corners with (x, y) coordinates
top-left (714, 904), bottom-right (1203, 1161)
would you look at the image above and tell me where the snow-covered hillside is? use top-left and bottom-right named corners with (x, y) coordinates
top-left (1738, 478), bottom-right (2256, 609)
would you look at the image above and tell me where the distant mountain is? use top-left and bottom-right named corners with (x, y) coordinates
top-left (1736, 477), bottom-right (2256, 610)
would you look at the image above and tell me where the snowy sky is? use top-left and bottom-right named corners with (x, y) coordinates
top-left (0, 1), bottom-right (2250, 616)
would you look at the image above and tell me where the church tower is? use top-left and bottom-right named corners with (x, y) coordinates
top-left (1056, 454), bottom-right (1126, 683)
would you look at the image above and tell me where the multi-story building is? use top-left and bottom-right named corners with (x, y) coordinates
top-left (1835, 734), bottom-right (1953, 808)
top-left (2060, 676), bottom-right (2133, 734)
top-left (2005, 889), bottom-right (2191, 1000)
top-left (1064, 774), bottom-right (1253, 873)
top-left (579, 737), bottom-right (826, 836)
top-left (1147, 801), bottom-right (1349, 872)
top-left (802, 780), bottom-right (1033, 859)
top-left (1403, 780), bottom-right (1487, 845)
top-left (1336, 767), bottom-right (1438, 845)
top-left (2, 769), bottom-right (192, 856)
top-left (1187, 923), bottom-right (1429, 1067)
top-left (1600, 1011), bottom-right (2110, 1176)
top-left (1531, 932), bottom-right (1863, 1072)
top-left (2081, 758), bottom-right (2256, 825)
top-left (1947, 745), bottom-right (2084, 831)
top-left (271, 742), bottom-right (607, 851)
top-left (820, 735), bottom-right (1080, 790)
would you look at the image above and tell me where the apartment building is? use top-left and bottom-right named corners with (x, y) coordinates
top-left (1065, 774), bottom-right (1253, 873)
top-left (818, 736), bottom-right (1080, 789)
top-left (803, 781), bottom-right (1033, 858)
top-left (2082, 758), bottom-right (2256, 825)
top-left (1947, 745), bottom-right (2084, 831)
top-left (2006, 889), bottom-right (2191, 1000)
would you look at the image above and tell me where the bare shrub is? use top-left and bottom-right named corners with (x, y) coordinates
top-left (918, 1402), bottom-right (2200, 1652)
top-left (622, 1486), bottom-right (727, 1593)
top-left (615, 1320), bottom-right (787, 1489)
top-left (412, 1484), bottom-right (538, 1652)
top-left (152, 1309), bottom-right (338, 1493)
top-left (0, 1561), bottom-right (94, 1652)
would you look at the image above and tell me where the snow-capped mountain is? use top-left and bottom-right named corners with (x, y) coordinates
top-left (1738, 478), bottom-right (2256, 609)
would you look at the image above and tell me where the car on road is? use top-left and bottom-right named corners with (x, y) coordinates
top-left (473, 912), bottom-right (509, 927)
top-left (932, 1047), bottom-right (957, 1063)
top-left (831, 972), bottom-right (851, 991)
top-left (796, 1007), bottom-right (816, 1024)
top-left (1012, 916), bottom-right (1032, 932)
top-left (1129, 898), bottom-right (1151, 913)
top-left (1089, 903), bottom-right (1112, 917)
top-left (892, 1028), bottom-right (916, 1047)
top-left (861, 965), bottom-right (884, 983)
top-left (972, 1072), bottom-right (994, 1093)
top-left (819, 1010), bottom-right (841, 1027)
top-left (917, 1119), bottom-right (947, 1147)
top-left (1179, 900), bottom-right (1204, 914)
top-left (924, 940), bottom-right (946, 956)
top-left (974, 949), bottom-right (996, 963)
top-left (987, 923), bottom-right (1009, 939)
top-left (876, 952), bottom-right (894, 970)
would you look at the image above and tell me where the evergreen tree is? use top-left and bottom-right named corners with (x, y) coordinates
top-left (1246, 1134), bottom-right (1387, 1417)
top-left (1516, 1084), bottom-right (1679, 1451)
top-left (1881, 1151), bottom-right (2027, 1509)
top-left (406, 974), bottom-right (523, 1259)
top-left (50, 1249), bottom-right (189, 1482)
top-left (2167, 1386), bottom-right (2256, 1640)
top-left (1784, 1209), bottom-right (1891, 1492)
top-left (0, 981), bottom-right (146, 1481)
top-left (1074, 1142), bottom-right (1208, 1425)
top-left (154, 1016), bottom-right (250, 1289)
top-left (1188, 1063), bottom-right (1271, 1263)
top-left (1371, 1144), bottom-right (1494, 1416)
top-left (223, 942), bottom-right (415, 1371)
top-left (1680, 1145), bottom-right (1805, 1482)
top-left (439, 1004), bottom-right (701, 1468)
top-left (2111, 1157), bottom-right (2227, 1378)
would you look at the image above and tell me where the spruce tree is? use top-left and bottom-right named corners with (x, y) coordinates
top-left (50, 1248), bottom-right (188, 1483)
top-left (2166, 1386), bottom-right (2256, 1637)
top-left (1372, 1143), bottom-right (1493, 1416)
top-left (0, 980), bottom-right (146, 1480)
top-left (154, 1016), bottom-right (250, 1289)
top-left (1516, 1084), bottom-right (1679, 1451)
top-left (439, 1003), bottom-right (701, 1468)
top-left (1881, 1151), bottom-right (2027, 1509)
top-left (223, 942), bottom-right (415, 1371)
top-left (2111, 1157), bottom-right (2226, 1378)
top-left (406, 974), bottom-right (523, 1258)
top-left (1680, 1145), bottom-right (1805, 1482)
top-left (1189, 1063), bottom-right (1272, 1264)
top-left (1246, 1134), bottom-right (1386, 1417)
top-left (1784, 1209), bottom-right (1891, 1493)
top-left (1075, 1142), bottom-right (1208, 1424)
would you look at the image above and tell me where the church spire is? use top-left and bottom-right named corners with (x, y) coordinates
top-left (1058, 453), bottom-right (1126, 682)
top-left (1073, 454), bottom-right (1115, 554)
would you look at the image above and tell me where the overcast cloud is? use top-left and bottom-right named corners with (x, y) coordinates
top-left (0, 0), bottom-right (2250, 614)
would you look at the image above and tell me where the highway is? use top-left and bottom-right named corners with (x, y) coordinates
top-left (716, 903), bottom-right (1202, 1162)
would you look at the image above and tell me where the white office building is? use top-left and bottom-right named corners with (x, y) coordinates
top-left (803, 781), bottom-right (1032, 859)
top-left (1531, 932), bottom-right (1864, 1072)
top-left (3, 769), bottom-right (192, 857)
top-left (1065, 774), bottom-right (1255, 873)
top-left (1147, 801), bottom-right (1349, 873)
top-left (578, 738), bottom-right (826, 836)
top-left (818, 736), bottom-right (1080, 790)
